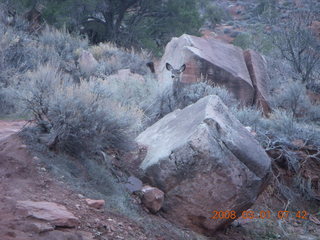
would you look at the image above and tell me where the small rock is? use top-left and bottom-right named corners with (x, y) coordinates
top-left (19, 144), bottom-right (27, 149)
top-left (141, 185), bottom-right (164, 213)
top-left (78, 194), bottom-right (84, 198)
top-left (244, 126), bottom-right (252, 132)
top-left (245, 126), bottom-right (257, 136)
top-left (78, 50), bottom-right (98, 76)
top-left (124, 176), bottom-right (143, 193)
top-left (85, 199), bottom-right (105, 209)
top-left (292, 139), bottom-right (304, 148)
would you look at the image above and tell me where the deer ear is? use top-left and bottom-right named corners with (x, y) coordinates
top-left (166, 63), bottom-right (173, 71)
top-left (179, 64), bottom-right (186, 73)
top-left (146, 62), bottom-right (155, 73)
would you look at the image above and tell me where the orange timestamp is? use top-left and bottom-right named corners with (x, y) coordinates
top-left (210, 210), bottom-right (308, 220)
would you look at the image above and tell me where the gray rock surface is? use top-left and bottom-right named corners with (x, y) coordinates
top-left (136, 95), bottom-right (271, 234)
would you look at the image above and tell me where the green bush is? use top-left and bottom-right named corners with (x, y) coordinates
top-left (158, 82), bottom-right (238, 119)
top-left (6, 0), bottom-right (202, 53)
top-left (271, 81), bottom-right (320, 122)
top-left (202, 3), bottom-right (230, 27)
top-left (89, 74), bottom-right (161, 128)
top-left (253, 0), bottom-right (278, 17)
top-left (233, 32), bottom-right (251, 50)
top-left (19, 65), bottom-right (143, 156)
top-left (90, 43), bottom-right (150, 77)
top-left (179, 82), bottom-right (237, 108)
top-left (0, 87), bottom-right (16, 116)
top-left (0, 27), bottom-right (37, 86)
top-left (0, 18), bottom-right (39, 114)
top-left (232, 106), bottom-right (263, 130)
top-left (265, 109), bottom-right (299, 136)
top-left (0, 13), bottom-right (89, 114)
top-left (39, 26), bottom-right (88, 59)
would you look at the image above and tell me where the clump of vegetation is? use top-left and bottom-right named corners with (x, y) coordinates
top-left (233, 32), bottom-right (252, 50)
top-left (6, 0), bottom-right (202, 55)
top-left (0, 3), bottom-right (157, 154)
top-left (234, 104), bottom-right (320, 202)
top-left (18, 64), bottom-right (159, 156)
top-left (271, 81), bottom-right (320, 122)
top-left (233, 106), bottom-right (262, 130)
top-left (89, 43), bottom-right (150, 76)
top-left (200, 1), bottom-right (230, 28)
top-left (241, 26), bottom-right (274, 54)
top-left (178, 82), bottom-right (237, 108)
top-left (253, 0), bottom-right (278, 18)
top-left (39, 26), bottom-right (88, 64)
top-left (270, 5), bottom-right (320, 84)
top-left (157, 81), bottom-right (237, 119)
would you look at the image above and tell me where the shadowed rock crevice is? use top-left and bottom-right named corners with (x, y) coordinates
top-left (243, 50), bottom-right (272, 115)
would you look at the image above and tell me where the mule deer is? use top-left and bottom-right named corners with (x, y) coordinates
top-left (166, 63), bottom-right (186, 99)
top-left (156, 62), bottom-right (186, 117)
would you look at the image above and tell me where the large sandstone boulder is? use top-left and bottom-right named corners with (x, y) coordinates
top-left (136, 95), bottom-right (271, 235)
top-left (157, 34), bottom-right (272, 111)
top-left (157, 34), bottom-right (254, 106)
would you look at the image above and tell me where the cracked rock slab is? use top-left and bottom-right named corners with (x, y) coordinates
top-left (16, 201), bottom-right (79, 228)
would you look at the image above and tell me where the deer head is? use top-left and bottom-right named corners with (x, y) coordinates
top-left (166, 63), bottom-right (186, 82)
top-left (166, 63), bottom-right (186, 100)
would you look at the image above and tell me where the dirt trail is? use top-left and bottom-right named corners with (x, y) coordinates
top-left (0, 120), bottom-right (26, 141)
top-left (0, 120), bottom-right (149, 240)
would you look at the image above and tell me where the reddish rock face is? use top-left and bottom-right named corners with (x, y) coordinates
top-left (244, 50), bottom-right (272, 116)
top-left (157, 34), bottom-right (254, 106)
top-left (84, 199), bottom-right (105, 209)
top-left (141, 185), bottom-right (164, 213)
top-left (157, 34), bottom-right (272, 112)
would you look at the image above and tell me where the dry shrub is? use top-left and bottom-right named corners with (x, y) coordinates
top-left (20, 65), bottom-right (143, 156)
top-left (89, 42), bottom-right (150, 76)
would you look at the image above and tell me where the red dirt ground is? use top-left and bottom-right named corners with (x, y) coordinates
top-left (0, 121), bottom-right (149, 240)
